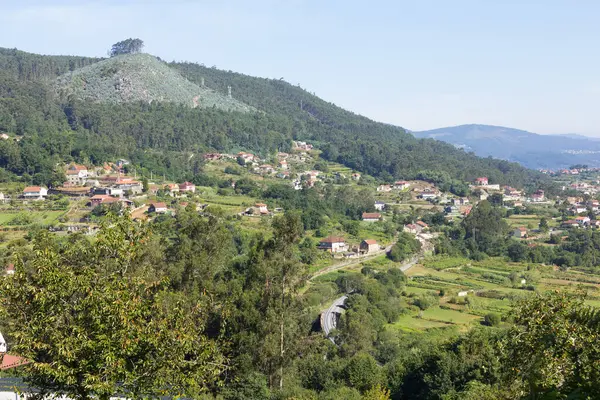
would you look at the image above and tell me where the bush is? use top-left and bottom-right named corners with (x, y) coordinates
top-left (484, 312), bottom-right (501, 326)
top-left (413, 294), bottom-right (438, 310)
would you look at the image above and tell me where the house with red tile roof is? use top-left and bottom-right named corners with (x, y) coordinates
top-left (149, 202), bottom-right (168, 214)
top-left (179, 182), bottom-right (196, 193)
top-left (22, 186), bottom-right (48, 199)
top-left (362, 212), bottom-right (382, 222)
top-left (318, 236), bottom-right (347, 253)
top-left (475, 177), bottom-right (489, 186)
top-left (360, 239), bottom-right (379, 254)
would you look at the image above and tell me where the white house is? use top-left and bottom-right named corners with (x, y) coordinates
top-left (65, 164), bottom-right (88, 185)
top-left (374, 201), bottom-right (386, 211)
top-left (420, 191), bottom-right (437, 200)
top-left (179, 181), bottom-right (196, 193)
top-left (149, 202), bottom-right (168, 214)
top-left (22, 186), bottom-right (48, 199)
top-left (254, 203), bottom-right (269, 214)
top-left (318, 236), bottom-right (348, 253)
top-left (474, 177), bottom-right (488, 186)
top-left (393, 181), bottom-right (410, 190)
top-left (377, 185), bottom-right (392, 192)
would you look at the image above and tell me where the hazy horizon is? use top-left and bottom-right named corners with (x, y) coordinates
top-left (4, 0), bottom-right (600, 136)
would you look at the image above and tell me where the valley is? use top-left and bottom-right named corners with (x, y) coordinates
top-left (2, 42), bottom-right (600, 399)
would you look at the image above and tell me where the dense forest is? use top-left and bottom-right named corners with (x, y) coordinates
top-left (0, 47), bottom-right (549, 190)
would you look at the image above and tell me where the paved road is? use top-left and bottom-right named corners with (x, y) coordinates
top-left (321, 252), bottom-right (423, 343)
top-left (321, 295), bottom-right (348, 343)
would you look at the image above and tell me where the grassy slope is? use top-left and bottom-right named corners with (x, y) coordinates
top-left (54, 53), bottom-right (253, 112)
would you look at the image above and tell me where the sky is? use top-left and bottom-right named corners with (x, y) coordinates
top-left (2, 0), bottom-right (600, 135)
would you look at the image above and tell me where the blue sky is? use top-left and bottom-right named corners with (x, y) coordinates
top-left (2, 0), bottom-right (600, 135)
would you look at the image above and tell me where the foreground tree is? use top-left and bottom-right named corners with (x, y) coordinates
top-left (0, 215), bottom-right (226, 399)
top-left (501, 291), bottom-right (600, 398)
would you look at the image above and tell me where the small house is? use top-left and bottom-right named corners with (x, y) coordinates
top-left (420, 190), bottom-right (437, 200)
top-left (89, 194), bottom-right (113, 206)
top-left (360, 239), bottom-right (379, 254)
top-left (362, 212), bottom-right (381, 222)
top-left (474, 177), bottom-right (488, 186)
top-left (575, 216), bottom-right (590, 226)
top-left (318, 236), bottom-right (348, 253)
top-left (179, 181), bottom-right (196, 193)
top-left (66, 164), bottom-right (89, 185)
top-left (165, 183), bottom-right (180, 193)
top-left (513, 227), bottom-right (527, 238)
top-left (374, 201), bottom-right (386, 211)
top-left (351, 173), bottom-right (361, 181)
top-left (5, 264), bottom-right (14, 276)
top-left (561, 220), bottom-right (580, 228)
top-left (22, 186), bottom-right (48, 199)
top-left (377, 185), bottom-right (392, 193)
top-left (531, 190), bottom-right (545, 202)
top-left (404, 224), bottom-right (420, 234)
top-left (149, 202), bottom-right (168, 214)
top-left (416, 221), bottom-right (429, 230)
top-left (255, 203), bottom-right (269, 214)
top-left (394, 181), bottom-right (410, 190)
top-left (452, 197), bottom-right (470, 206)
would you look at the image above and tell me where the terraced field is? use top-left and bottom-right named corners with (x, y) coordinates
top-left (393, 255), bottom-right (600, 334)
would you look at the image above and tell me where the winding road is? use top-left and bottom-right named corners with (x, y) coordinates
top-left (320, 295), bottom-right (348, 343)
top-left (320, 233), bottom-right (433, 343)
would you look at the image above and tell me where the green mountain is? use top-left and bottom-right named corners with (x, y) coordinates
top-left (0, 46), bottom-right (548, 191)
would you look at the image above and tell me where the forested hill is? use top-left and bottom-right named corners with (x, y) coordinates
top-left (0, 46), bottom-right (545, 189)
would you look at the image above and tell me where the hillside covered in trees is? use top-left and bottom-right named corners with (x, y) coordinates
top-left (0, 46), bottom-right (548, 189)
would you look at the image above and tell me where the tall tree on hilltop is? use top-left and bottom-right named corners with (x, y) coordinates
top-left (109, 38), bottom-right (144, 57)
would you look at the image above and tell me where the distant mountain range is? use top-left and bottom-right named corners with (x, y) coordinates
top-left (412, 124), bottom-right (600, 169)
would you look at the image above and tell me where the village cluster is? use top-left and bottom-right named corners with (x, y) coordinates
top-left (5, 136), bottom-right (600, 256)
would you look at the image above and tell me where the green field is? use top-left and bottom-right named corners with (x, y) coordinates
top-left (380, 255), bottom-right (600, 333)
top-left (0, 210), bottom-right (65, 226)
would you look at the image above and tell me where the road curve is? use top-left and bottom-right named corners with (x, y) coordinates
top-left (320, 247), bottom-right (426, 343)
top-left (321, 295), bottom-right (347, 343)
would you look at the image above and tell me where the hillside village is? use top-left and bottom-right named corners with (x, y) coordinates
top-left (2, 137), bottom-right (600, 270)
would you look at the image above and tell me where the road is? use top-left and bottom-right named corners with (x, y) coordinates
top-left (320, 295), bottom-right (348, 343)
top-left (310, 243), bottom-right (394, 281)
top-left (321, 252), bottom-right (421, 343)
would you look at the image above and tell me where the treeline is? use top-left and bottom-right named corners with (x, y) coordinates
top-left (435, 200), bottom-right (600, 271)
top-left (0, 47), bottom-right (101, 81)
top-left (0, 47), bottom-right (547, 189)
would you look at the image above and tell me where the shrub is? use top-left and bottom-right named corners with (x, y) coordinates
top-left (484, 312), bottom-right (501, 326)
top-left (413, 294), bottom-right (438, 310)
